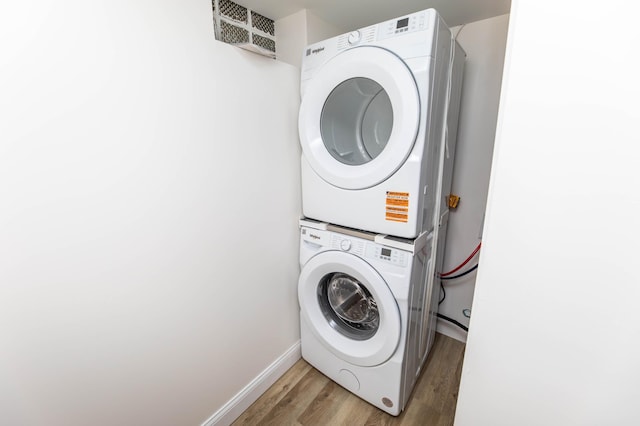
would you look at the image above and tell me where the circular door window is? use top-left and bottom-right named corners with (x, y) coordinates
top-left (298, 250), bottom-right (401, 367)
top-left (299, 46), bottom-right (420, 190)
top-left (320, 78), bottom-right (393, 166)
top-left (318, 272), bottom-right (380, 340)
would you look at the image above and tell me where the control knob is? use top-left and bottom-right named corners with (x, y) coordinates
top-left (347, 31), bottom-right (361, 45)
top-left (340, 239), bottom-right (352, 251)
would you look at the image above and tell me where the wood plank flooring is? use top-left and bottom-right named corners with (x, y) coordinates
top-left (233, 333), bottom-right (465, 426)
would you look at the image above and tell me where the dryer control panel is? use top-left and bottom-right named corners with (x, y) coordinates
top-left (335, 10), bottom-right (431, 50)
top-left (300, 8), bottom-right (438, 87)
top-left (379, 11), bottom-right (428, 38)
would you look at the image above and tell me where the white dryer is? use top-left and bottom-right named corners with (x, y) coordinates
top-left (298, 219), bottom-right (439, 416)
top-left (299, 9), bottom-right (465, 238)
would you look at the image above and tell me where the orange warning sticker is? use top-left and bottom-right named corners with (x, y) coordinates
top-left (386, 192), bottom-right (409, 222)
top-left (386, 191), bottom-right (410, 206)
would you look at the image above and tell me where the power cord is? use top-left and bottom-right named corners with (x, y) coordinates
top-left (437, 243), bottom-right (480, 329)
top-left (436, 313), bottom-right (468, 332)
top-left (439, 264), bottom-right (478, 280)
top-left (439, 242), bottom-right (481, 277)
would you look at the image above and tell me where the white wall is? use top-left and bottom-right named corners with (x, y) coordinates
top-left (306, 11), bottom-right (344, 44)
top-left (275, 10), bottom-right (343, 68)
top-left (0, 1), bottom-right (301, 425)
top-left (455, 1), bottom-right (640, 424)
top-left (437, 14), bottom-right (509, 342)
top-left (275, 10), bottom-right (308, 68)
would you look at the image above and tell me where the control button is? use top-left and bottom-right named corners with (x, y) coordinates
top-left (340, 239), bottom-right (352, 251)
top-left (347, 31), bottom-right (361, 45)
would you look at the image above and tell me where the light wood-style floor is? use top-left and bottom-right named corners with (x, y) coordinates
top-left (233, 333), bottom-right (465, 426)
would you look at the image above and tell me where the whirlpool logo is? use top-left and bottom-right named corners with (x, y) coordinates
top-left (308, 233), bottom-right (321, 240)
top-left (306, 46), bottom-right (325, 56)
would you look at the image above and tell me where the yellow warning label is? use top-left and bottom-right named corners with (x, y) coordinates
top-left (385, 192), bottom-right (410, 222)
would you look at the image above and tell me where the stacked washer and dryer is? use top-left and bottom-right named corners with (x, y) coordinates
top-left (296, 9), bottom-right (465, 416)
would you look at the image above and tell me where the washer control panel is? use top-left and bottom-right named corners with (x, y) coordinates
top-left (327, 234), bottom-right (408, 267)
top-left (300, 226), bottom-right (410, 268)
top-left (330, 235), bottom-right (365, 255)
top-left (365, 244), bottom-right (407, 266)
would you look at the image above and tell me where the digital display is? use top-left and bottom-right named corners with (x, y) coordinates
top-left (396, 18), bottom-right (409, 29)
top-left (381, 248), bottom-right (392, 257)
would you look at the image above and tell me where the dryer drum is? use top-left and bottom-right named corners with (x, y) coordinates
top-left (320, 77), bottom-right (393, 166)
top-left (318, 273), bottom-right (380, 340)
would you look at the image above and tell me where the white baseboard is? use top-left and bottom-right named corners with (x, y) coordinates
top-left (436, 319), bottom-right (468, 343)
top-left (201, 341), bottom-right (302, 426)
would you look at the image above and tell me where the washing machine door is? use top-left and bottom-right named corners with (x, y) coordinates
top-left (298, 250), bottom-right (401, 367)
top-left (299, 46), bottom-right (420, 190)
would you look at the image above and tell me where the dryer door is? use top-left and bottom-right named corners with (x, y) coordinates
top-left (298, 250), bottom-right (401, 367)
top-left (299, 46), bottom-right (420, 190)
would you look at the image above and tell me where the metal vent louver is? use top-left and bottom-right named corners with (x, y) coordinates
top-left (219, 0), bottom-right (247, 22)
top-left (212, 0), bottom-right (276, 58)
top-left (220, 20), bottom-right (249, 44)
top-left (251, 11), bottom-right (275, 36)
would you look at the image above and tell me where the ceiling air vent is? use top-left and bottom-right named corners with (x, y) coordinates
top-left (212, 0), bottom-right (276, 58)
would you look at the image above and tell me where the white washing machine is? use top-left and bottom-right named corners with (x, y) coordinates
top-left (298, 219), bottom-right (439, 416)
top-left (299, 9), bottom-right (465, 238)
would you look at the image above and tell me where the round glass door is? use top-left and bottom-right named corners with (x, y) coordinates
top-left (320, 78), bottom-right (393, 166)
top-left (319, 272), bottom-right (380, 340)
top-left (298, 250), bottom-right (401, 367)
